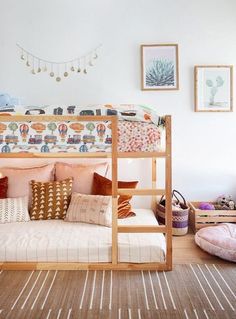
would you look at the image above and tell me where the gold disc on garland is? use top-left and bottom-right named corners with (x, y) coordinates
top-left (17, 43), bottom-right (102, 81)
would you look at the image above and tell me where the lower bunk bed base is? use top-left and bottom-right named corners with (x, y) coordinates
top-left (0, 262), bottom-right (172, 271)
top-left (0, 115), bottom-right (173, 272)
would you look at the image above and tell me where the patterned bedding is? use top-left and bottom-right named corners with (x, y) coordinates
top-left (0, 104), bottom-right (164, 126)
top-left (0, 104), bottom-right (163, 153)
top-left (118, 121), bottom-right (161, 152)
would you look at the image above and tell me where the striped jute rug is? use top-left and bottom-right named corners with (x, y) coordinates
top-left (0, 264), bottom-right (235, 319)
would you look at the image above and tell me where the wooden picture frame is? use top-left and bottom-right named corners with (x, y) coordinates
top-left (141, 44), bottom-right (179, 91)
top-left (194, 65), bottom-right (233, 112)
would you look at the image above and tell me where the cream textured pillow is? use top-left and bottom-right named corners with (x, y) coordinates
top-left (0, 196), bottom-right (30, 223)
top-left (65, 193), bottom-right (112, 227)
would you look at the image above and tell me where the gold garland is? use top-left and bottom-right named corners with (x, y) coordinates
top-left (17, 43), bottom-right (102, 82)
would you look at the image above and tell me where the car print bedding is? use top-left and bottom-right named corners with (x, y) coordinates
top-left (0, 104), bottom-right (164, 153)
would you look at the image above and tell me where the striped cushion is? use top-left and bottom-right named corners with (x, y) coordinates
top-left (0, 196), bottom-right (29, 223)
top-left (92, 173), bottom-right (138, 218)
top-left (65, 193), bottom-right (112, 227)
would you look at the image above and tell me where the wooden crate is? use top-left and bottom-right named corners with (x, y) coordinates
top-left (189, 201), bottom-right (236, 233)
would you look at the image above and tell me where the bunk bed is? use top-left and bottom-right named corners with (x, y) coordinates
top-left (0, 111), bottom-right (172, 271)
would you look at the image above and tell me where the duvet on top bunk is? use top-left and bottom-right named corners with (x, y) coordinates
top-left (0, 104), bottom-right (164, 153)
top-left (0, 209), bottom-right (166, 263)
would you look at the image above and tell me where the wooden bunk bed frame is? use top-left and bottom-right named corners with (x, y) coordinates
top-left (0, 115), bottom-right (172, 271)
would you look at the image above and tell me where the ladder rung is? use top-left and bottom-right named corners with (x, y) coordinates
top-left (118, 225), bottom-right (167, 233)
top-left (118, 189), bottom-right (165, 196)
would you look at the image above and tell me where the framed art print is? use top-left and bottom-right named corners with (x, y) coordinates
top-left (194, 65), bottom-right (233, 112)
top-left (141, 44), bottom-right (179, 90)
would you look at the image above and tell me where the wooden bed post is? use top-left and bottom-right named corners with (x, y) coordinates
top-left (151, 158), bottom-right (157, 212)
top-left (165, 115), bottom-right (172, 270)
top-left (111, 116), bottom-right (118, 264)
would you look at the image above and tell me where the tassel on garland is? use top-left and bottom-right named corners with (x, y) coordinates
top-left (17, 43), bottom-right (102, 82)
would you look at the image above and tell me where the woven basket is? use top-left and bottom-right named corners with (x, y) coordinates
top-left (157, 190), bottom-right (189, 236)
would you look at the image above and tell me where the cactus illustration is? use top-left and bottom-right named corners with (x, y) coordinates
top-left (146, 59), bottom-right (174, 87)
top-left (206, 76), bottom-right (224, 106)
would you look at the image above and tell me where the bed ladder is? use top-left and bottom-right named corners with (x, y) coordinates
top-left (111, 115), bottom-right (172, 271)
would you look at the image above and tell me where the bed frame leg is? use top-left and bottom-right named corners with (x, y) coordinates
top-left (111, 117), bottom-right (118, 264)
top-left (165, 115), bottom-right (172, 270)
top-left (151, 157), bottom-right (157, 213)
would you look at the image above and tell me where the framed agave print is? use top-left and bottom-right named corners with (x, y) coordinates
top-left (194, 65), bottom-right (233, 112)
top-left (141, 44), bottom-right (179, 90)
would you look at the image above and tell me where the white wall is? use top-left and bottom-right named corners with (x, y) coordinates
top-left (1, 0), bottom-right (236, 206)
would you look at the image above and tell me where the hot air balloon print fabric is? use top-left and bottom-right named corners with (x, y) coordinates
top-left (0, 120), bottom-right (162, 154)
top-left (0, 121), bottom-right (113, 154)
top-left (0, 104), bottom-right (163, 154)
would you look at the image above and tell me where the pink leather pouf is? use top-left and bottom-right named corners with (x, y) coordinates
top-left (195, 223), bottom-right (236, 262)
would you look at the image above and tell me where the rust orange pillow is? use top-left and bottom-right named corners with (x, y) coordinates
top-left (92, 173), bottom-right (138, 218)
top-left (0, 176), bottom-right (8, 199)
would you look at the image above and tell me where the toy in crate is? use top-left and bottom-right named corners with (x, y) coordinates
top-left (215, 195), bottom-right (235, 210)
top-left (157, 190), bottom-right (190, 236)
top-left (189, 194), bottom-right (236, 233)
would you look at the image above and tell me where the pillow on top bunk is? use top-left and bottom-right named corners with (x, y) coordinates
top-left (30, 178), bottom-right (73, 220)
top-left (92, 172), bottom-right (138, 218)
top-left (0, 176), bottom-right (8, 199)
top-left (55, 162), bottom-right (109, 194)
top-left (65, 193), bottom-right (112, 227)
top-left (0, 164), bottom-right (55, 203)
top-left (0, 196), bottom-right (29, 223)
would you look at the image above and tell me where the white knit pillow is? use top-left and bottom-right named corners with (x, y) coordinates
top-left (65, 193), bottom-right (112, 227)
top-left (0, 196), bottom-right (30, 223)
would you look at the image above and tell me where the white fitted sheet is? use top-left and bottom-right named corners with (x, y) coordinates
top-left (0, 209), bottom-right (166, 263)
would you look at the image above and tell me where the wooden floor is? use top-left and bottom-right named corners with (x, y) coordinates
top-left (173, 230), bottom-right (229, 265)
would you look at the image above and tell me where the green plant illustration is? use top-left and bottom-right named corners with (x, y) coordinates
top-left (146, 59), bottom-right (174, 87)
top-left (8, 122), bottom-right (18, 135)
top-left (47, 122), bottom-right (57, 134)
top-left (206, 76), bottom-right (224, 105)
top-left (86, 122), bottom-right (95, 134)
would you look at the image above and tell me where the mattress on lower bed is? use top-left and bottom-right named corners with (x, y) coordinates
top-left (0, 209), bottom-right (166, 263)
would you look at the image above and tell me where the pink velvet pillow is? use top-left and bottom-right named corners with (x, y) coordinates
top-left (55, 162), bottom-right (109, 194)
top-left (195, 224), bottom-right (236, 262)
top-left (0, 164), bottom-right (55, 203)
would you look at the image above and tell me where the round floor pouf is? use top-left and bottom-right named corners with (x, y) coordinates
top-left (195, 223), bottom-right (236, 262)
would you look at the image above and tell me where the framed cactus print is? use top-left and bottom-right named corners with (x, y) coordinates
top-left (194, 65), bottom-right (233, 112)
top-left (141, 44), bottom-right (179, 90)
